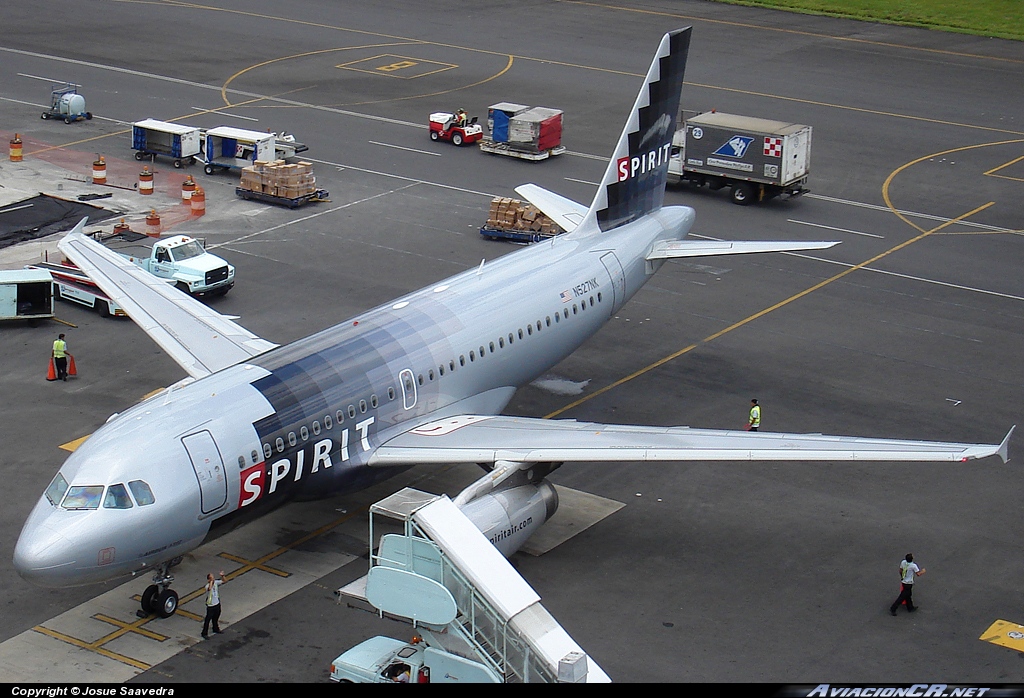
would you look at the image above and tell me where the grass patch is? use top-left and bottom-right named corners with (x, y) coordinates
top-left (715, 0), bottom-right (1024, 41)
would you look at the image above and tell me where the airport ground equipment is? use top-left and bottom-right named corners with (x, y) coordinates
top-left (429, 112), bottom-right (484, 146)
top-left (40, 83), bottom-right (92, 124)
top-left (479, 197), bottom-right (563, 243)
top-left (92, 229), bottom-right (234, 296)
top-left (667, 111), bottom-right (811, 205)
top-left (27, 262), bottom-right (126, 317)
top-left (478, 102), bottom-right (565, 161)
top-left (0, 269), bottom-right (54, 321)
top-left (235, 187), bottom-right (329, 209)
top-left (200, 127), bottom-right (308, 174)
top-left (333, 488), bottom-right (607, 683)
top-left (131, 119), bottom-right (201, 168)
top-left (237, 160), bottom-right (328, 209)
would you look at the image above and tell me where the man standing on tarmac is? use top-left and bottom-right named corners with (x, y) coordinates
top-left (748, 399), bottom-right (760, 431)
top-left (890, 553), bottom-right (926, 615)
top-left (52, 333), bottom-right (68, 382)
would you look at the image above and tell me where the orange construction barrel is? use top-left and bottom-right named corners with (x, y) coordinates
top-left (9, 134), bottom-right (23, 162)
top-left (181, 175), bottom-right (196, 203)
top-left (113, 219), bottom-right (131, 235)
top-left (92, 156), bottom-right (107, 185)
top-left (139, 166), bottom-right (154, 195)
top-left (145, 210), bottom-right (161, 237)
top-left (190, 186), bottom-right (206, 216)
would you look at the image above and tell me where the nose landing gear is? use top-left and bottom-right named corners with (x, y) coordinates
top-left (137, 557), bottom-right (182, 618)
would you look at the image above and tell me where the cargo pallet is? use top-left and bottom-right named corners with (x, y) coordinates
top-left (236, 187), bottom-right (329, 209)
top-left (478, 138), bottom-right (565, 161)
top-left (479, 226), bottom-right (556, 244)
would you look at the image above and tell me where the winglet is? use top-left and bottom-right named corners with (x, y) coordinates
top-left (997, 425), bottom-right (1015, 464)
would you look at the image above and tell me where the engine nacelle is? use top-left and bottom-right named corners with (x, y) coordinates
top-left (458, 482), bottom-right (558, 557)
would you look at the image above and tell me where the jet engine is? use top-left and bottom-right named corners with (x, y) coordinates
top-left (453, 460), bottom-right (560, 557)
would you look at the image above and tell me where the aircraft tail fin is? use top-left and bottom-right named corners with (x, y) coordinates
top-left (573, 27), bottom-right (691, 237)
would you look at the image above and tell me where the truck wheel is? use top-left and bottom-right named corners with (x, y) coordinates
top-left (97, 300), bottom-right (110, 318)
top-left (175, 282), bottom-right (190, 294)
top-left (452, 132), bottom-right (464, 146)
top-left (730, 182), bottom-right (755, 205)
top-left (204, 164), bottom-right (215, 175)
top-left (429, 131), bottom-right (439, 141)
top-left (64, 117), bottom-right (72, 124)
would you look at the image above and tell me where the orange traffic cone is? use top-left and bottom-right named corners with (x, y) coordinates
top-left (46, 358), bottom-right (57, 381)
top-left (68, 354), bottom-right (77, 377)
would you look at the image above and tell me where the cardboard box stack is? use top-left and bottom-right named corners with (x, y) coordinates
top-left (239, 160), bottom-right (316, 199)
top-left (485, 197), bottom-right (562, 236)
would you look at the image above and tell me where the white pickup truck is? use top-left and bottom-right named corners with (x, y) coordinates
top-left (95, 231), bottom-right (234, 296)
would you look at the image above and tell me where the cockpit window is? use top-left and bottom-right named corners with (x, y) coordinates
top-left (62, 486), bottom-right (104, 510)
top-left (128, 480), bottom-right (155, 506)
top-left (45, 472), bottom-right (69, 506)
top-left (103, 483), bottom-right (133, 509)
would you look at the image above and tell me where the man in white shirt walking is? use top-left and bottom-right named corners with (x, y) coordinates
top-left (890, 553), bottom-right (925, 616)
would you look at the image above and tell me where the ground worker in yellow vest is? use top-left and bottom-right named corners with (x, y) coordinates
top-left (52, 333), bottom-right (69, 382)
top-left (748, 399), bottom-right (760, 431)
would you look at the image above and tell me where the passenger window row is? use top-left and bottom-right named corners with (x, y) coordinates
top-left (260, 389), bottom-right (396, 461)
top-left (256, 292), bottom-right (602, 461)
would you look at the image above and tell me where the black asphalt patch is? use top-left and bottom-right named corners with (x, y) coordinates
top-left (0, 194), bottom-right (115, 249)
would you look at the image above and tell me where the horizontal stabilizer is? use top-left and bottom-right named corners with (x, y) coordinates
top-left (647, 239), bottom-right (839, 260)
top-left (59, 227), bottom-right (277, 378)
top-left (370, 416), bottom-right (1010, 466)
top-left (514, 184), bottom-right (587, 233)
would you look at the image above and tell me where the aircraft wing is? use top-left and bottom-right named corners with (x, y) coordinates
top-left (369, 416), bottom-right (1013, 465)
top-left (58, 224), bottom-right (277, 379)
top-left (647, 239), bottom-right (839, 260)
top-left (514, 184), bottom-right (588, 233)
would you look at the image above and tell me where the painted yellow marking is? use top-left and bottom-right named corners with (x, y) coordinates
top-left (59, 434), bottom-right (90, 452)
top-left (335, 54), bottom-right (456, 79)
top-left (32, 625), bottom-right (152, 671)
top-left (882, 140), bottom-right (1023, 232)
top-left (546, 202), bottom-right (993, 419)
top-left (218, 552), bottom-right (291, 579)
top-left (93, 614), bottom-right (169, 642)
top-left (980, 619), bottom-right (1024, 652)
top-left (378, 59), bottom-right (418, 72)
top-left (984, 153), bottom-right (1024, 182)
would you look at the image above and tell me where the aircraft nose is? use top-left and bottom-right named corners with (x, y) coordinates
top-left (14, 520), bottom-right (78, 587)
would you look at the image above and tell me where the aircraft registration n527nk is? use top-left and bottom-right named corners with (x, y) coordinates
top-left (15, 28), bottom-right (1013, 619)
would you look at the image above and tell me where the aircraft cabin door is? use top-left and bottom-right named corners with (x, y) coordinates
top-left (182, 430), bottom-right (228, 514)
top-left (600, 252), bottom-right (626, 314)
top-left (399, 368), bottom-right (417, 410)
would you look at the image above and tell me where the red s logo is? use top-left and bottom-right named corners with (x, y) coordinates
top-left (239, 463), bottom-right (264, 507)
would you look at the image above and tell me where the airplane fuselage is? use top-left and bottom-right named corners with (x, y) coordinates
top-left (15, 206), bottom-right (693, 587)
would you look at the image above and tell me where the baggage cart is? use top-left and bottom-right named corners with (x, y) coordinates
top-left (132, 119), bottom-right (201, 168)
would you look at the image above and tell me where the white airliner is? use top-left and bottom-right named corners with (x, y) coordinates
top-left (14, 28), bottom-right (1012, 620)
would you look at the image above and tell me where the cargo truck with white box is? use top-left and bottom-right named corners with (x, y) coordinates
top-left (667, 111), bottom-right (811, 205)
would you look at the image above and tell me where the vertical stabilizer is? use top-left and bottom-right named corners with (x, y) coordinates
top-left (575, 27), bottom-right (691, 236)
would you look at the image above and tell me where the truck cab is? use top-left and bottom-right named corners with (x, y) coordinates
top-left (101, 231), bottom-right (235, 297)
top-left (330, 636), bottom-right (502, 684)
